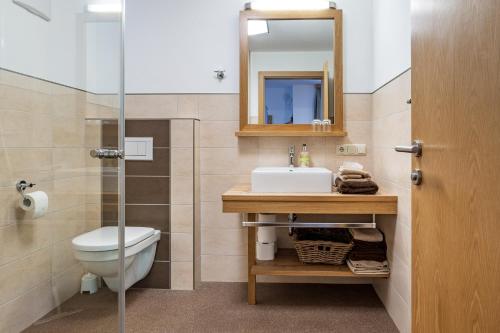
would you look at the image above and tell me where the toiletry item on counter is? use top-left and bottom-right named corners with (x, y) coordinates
top-left (19, 190), bottom-right (48, 219)
top-left (256, 241), bottom-right (275, 261)
top-left (333, 163), bottom-right (379, 194)
top-left (347, 228), bottom-right (389, 275)
top-left (298, 144), bottom-right (310, 167)
top-left (312, 119), bottom-right (322, 131)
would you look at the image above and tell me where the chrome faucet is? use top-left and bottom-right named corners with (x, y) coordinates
top-left (289, 145), bottom-right (295, 167)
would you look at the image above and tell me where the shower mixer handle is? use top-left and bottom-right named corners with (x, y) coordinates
top-left (90, 148), bottom-right (125, 159)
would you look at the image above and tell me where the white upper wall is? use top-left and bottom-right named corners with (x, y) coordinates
top-left (0, 0), bottom-right (120, 93)
top-left (125, 0), bottom-right (375, 94)
top-left (1, 0), bottom-right (410, 94)
top-left (372, 0), bottom-right (411, 90)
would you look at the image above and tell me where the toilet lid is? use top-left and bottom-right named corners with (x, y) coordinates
top-left (72, 226), bottom-right (155, 251)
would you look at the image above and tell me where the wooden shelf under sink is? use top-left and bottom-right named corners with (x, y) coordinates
top-left (253, 249), bottom-right (389, 278)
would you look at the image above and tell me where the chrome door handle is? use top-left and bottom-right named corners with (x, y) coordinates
top-left (395, 140), bottom-right (422, 157)
top-left (90, 148), bottom-right (124, 159)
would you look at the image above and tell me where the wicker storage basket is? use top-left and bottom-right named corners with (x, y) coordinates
top-left (293, 229), bottom-right (353, 265)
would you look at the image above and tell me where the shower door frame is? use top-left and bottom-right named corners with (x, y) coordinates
top-left (118, 0), bottom-right (126, 331)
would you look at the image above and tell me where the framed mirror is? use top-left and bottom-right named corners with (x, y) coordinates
top-left (238, 10), bottom-right (344, 136)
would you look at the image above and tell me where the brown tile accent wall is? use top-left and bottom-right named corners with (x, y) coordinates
top-left (101, 120), bottom-right (171, 289)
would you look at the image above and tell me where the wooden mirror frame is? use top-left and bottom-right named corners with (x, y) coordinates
top-left (258, 66), bottom-right (328, 124)
top-left (238, 9), bottom-right (345, 137)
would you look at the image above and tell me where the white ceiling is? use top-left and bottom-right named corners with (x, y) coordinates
top-left (249, 19), bottom-right (334, 52)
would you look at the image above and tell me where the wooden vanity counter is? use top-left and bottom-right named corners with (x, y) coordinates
top-left (222, 184), bottom-right (398, 214)
top-left (222, 184), bottom-right (398, 305)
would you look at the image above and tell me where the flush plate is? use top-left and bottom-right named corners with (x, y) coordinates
top-left (125, 137), bottom-right (153, 160)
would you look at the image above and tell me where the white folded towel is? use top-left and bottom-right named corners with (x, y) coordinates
top-left (347, 259), bottom-right (390, 274)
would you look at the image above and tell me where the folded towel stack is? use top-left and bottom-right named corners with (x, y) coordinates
top-left (347, 228), bottom-right (389, 274)
top-left (334, 166), bottom-right (379, 194)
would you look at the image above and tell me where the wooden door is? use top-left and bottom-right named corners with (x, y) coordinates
top-left (412, 0), bottom-right (500, 332)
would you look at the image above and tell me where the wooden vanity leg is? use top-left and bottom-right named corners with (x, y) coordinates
top-left (247, 213), bottom-right (257, 305)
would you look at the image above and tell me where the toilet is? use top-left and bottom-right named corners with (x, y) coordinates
top-left (72, 226), bottom-right (161, 292)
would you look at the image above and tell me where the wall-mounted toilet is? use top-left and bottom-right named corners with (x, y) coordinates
top-left (72, 226), bottom-right (160, 292)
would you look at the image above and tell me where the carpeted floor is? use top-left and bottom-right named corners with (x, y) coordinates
top-left (25, 283), bottom-right (398, 333)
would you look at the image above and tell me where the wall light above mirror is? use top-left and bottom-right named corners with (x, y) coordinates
top-left (245, 0), bottom-right (337, 11)
top-left (238, 9), bottom-right (344, 136)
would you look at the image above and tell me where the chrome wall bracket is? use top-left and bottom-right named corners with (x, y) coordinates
top-left (90, 148), bottom-right (125, 159)
top-left (16, 180), bottom-right (35, 199)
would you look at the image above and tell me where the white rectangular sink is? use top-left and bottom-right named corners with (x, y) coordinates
top-left (251, 167), bottom-right (333, 193)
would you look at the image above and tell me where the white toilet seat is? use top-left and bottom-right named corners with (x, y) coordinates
top-left (73, 229), bottom-right (161, 262)
top-left (73, 226), bottom-right (155, 251)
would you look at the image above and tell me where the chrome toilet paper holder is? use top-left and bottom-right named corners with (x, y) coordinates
top-left (16, 180), bottom-right (36, 199)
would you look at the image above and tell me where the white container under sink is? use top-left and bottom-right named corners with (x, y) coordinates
top-left (251, 167), bottom-right (332, 193)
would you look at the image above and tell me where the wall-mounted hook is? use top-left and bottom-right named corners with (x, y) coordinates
top-left (214, 69), bottom-right (226, 80)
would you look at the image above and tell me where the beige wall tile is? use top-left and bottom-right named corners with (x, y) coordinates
top-left (52, 148), bottom-right (87, 179)
top-left (373, 281), bottom-right (411, 333)
top-left (0, 247), bottom-right (51, 306)
top-left (52, 116), bottom-right (85, 147)
top-left (51, 264), bottom-right (85, 305)
top-left (171, 232), bottom-right (194, 261)
top-left (51, 239), bottom-right (80, 277)
top-left (171, 176), bottom-right (193, 205)
top-left (372, 70), bottom-right (412, 333)
top-left (372, 110), bottom-right (411, 149)
top-left (84, 120), bottom-right (103, 148)
top-left (201, 255), bottom-right (247, 282)
top-left (171, 204), bottom-right (193, 233)
top-left (0, 69), bottom-right (100, 329)
top-left (0, 187), bottom-right (22, 227)
top-left (200, 146), bottom-right (259, 175)
top-left (344, 94), bottom-right (372, 121)
top-left (0, 110), bottom-right (53, 148)
top-left (49, 205), bottom-right (88, 243)
top-left (0, 281), bottom-right (55, 333)
top-left (125, 94), bottom-right (178, 118)
top-left (199, 121), bottom-right (238, 148)
top-left (201, 201), bottom-right (241, 230)
top-left (171, 119), bottom-right (194, 148)
top-left (171, 148), bottom-right (194, 177)
top-left (51, 176), bottom-right (87, 212)
top-left (171, 261), bottom-right (194, 290)
top-left (85, 203), bottom-right (102, 231)
top-left (198, 95), bottom-right (237, 121)
top-left (178, 95), bottom-right (199, 118)
top-left (202, 228), bottom-right (247, 256)
top-left (0, 219), bottom-right (52, 266)
top-left (200, 175), bottom-right (249, 202)
top-left (0, 148), bottom-right (53, 188)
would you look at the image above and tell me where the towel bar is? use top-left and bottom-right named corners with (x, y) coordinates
top-left (241, 221), bottom-right (376, 229)
top-left (242, 213), bottom-right (376, 229)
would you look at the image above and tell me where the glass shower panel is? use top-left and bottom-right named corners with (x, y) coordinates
top-left (0, 0), bottom-right (124, 332)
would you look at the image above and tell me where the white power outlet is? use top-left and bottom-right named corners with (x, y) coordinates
top-left (336, 144), bottom-right (367, 156)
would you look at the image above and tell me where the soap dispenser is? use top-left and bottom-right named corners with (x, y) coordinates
top-left (298, 144), bottom-right (310, 167)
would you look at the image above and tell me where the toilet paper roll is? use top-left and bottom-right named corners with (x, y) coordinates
top-left (256, 242), bottom-right (275, 261)
top-left (258, 227), bottom-right (277, 243)
top-left (19, 191), bottom-right (48, 219)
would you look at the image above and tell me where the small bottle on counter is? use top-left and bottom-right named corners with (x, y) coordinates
top-left (298, 144), bottom-right (310, 167)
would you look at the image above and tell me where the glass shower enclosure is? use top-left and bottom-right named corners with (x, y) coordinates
top-left (0, 0), bottom-right (126, 331)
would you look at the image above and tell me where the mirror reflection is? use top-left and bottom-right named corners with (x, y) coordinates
top-left (248, 19), bottom-right (334, 125)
